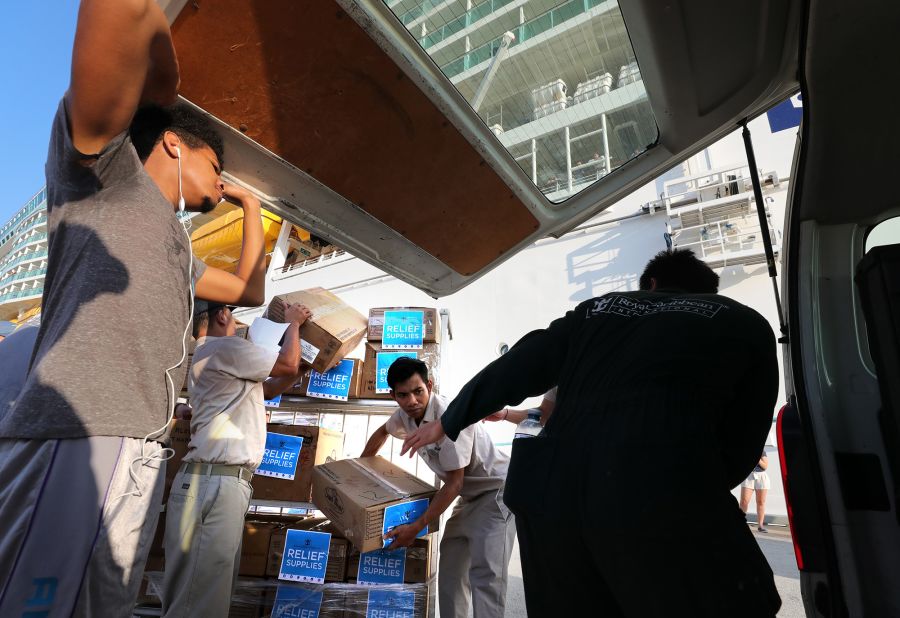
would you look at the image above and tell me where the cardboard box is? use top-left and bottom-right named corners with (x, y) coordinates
top-left (311, 457), bottom-right (437, 553)
top-left (346, 533), bottom-right (437, 583)
top-left (267, 519), bottom-right (349, 582)
top-left (251, 425), bottom-right (344, 503)
top-left (256, 585), bottom-right (346, 618)
top-left (342, 582), bottom-right (434, 617)
top-left (283, 368), bottom-right (310, 396)
top-left (367, 307), bottom-right (441, 344)
top-left (360, 342), bottom-right (441, 399)
top-left (266, 288), bottom-right (368, 374)
top-left (239, 521), bottom-right (281, 577)
top-left (304, 358), bottom-right (365, 400)
top-left (163, 419), bottom-right (191, 503)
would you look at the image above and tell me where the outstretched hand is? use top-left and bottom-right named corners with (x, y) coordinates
top-left (482, 410), bottom-right (507, 423)
top-left (400, 420), bottom-right (446, 458)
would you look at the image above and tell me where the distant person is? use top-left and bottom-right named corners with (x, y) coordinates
top-left (0, 2), bottom-right (269, 615)
top-left (401, 249), bottom-right (781, 616)
top-left (740, 452), bottom-right (771, 533)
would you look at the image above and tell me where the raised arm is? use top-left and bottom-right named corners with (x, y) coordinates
top-left (68, 0), bottom-right (178, 155)
top-left (194, 184), bottom-right (267, 306)
top-left (269, 304), bottom-right (312, 377)
top-left (401, 308), bottom-right (580, 456)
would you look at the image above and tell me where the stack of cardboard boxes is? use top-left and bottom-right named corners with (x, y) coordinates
top-left (143, 293), bottom-right (444, 616)
top-left (282, 303), bottom-right (443, 403)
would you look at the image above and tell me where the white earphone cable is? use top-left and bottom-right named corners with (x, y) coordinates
top-left (113, 147), bottom-right (194, 503)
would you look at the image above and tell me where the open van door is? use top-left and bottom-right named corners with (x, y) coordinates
top-left (158, 0), bottom-right (800, 297)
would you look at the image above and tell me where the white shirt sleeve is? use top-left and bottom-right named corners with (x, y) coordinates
top-left (436, 424), bottom-right (474, 471)
top-left (544, 386), bottom-right (558, 403)
top-left (384, 410), bottom-right (407, 439)
top-left (221, 339), bottom-right (280, 382)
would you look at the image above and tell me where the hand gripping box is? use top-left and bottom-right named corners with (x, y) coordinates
top-left (267, 288), bottom-right (368, 374)
top-left (312, 457), bottom-right (437, 553)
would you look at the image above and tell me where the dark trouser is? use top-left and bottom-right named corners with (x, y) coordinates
top-left (506, 435), bottom-right (781, 617)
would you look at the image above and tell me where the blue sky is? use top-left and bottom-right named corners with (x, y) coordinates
top-left (1, 3), bottom-right (79, 224)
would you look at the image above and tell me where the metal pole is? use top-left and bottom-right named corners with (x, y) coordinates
top-left (565, 126), bottom-right (573, 192)
top-left (601, 113), bottom-right (611, 174)
top-left (531, 139), bottom-right (537, 185)
top-left (741, 122), bottom-right (787, 338)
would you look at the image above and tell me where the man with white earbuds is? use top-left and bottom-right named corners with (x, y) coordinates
top-left (0, 2), bottom-right (269, 616)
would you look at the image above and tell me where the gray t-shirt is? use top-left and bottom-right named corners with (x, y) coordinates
top-left (0, 98), bottom-right (207, 441)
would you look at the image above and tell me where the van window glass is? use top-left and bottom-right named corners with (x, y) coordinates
top-left (386, 0), bottom-right (658, 202)
top-left (865, 216), bottom-right (900, 253)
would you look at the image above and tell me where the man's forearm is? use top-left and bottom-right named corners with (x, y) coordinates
top-left (234, 200), bottom-right (266, 306)
top-left (361, 426), bottom-right (389, 457)
top-left (413, 479), bottom-right (461, 532)
top-left (271, 322), bottom-right (301, 376)
top-left (263, 374), bottom-right (298, 400)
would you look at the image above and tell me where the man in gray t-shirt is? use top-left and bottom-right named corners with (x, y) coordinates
top-left (0, 3), bottom-right (270, 616)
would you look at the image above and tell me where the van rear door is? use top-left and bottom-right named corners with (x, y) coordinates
top-left (159, 0), bottom-right (801, 297)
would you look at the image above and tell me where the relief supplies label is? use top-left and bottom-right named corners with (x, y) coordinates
top-left (306, 359), bottom-right (354, 401)
top-left (366, 589), bottom-right (415, 618)
top-left (265, 394), bottom-right (283, 408)
top-left (382, 498), bottom-right (429, 548)
top-left (375, 352), bottom-right (417, 394)
top-left (300, 339), bottom-right (320, 365)
top-left (256, 432), bottom-right (303, 480)
top-left (382, 311), bottom-right (424, 350)
top-left (272, 584), bottom-right (323, 618)
top-left (279, 529), bottom-right (332, 583)
top-left (357, 548), bottom-right (407, 586)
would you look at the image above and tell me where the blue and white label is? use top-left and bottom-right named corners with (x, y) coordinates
top-left (382, 499), bottom-right (429, 548)
top-left (256, 432), bottom-right (303, 480)
top-left (766, 93), bottom-right (802, 133)
top-left (357, 548), bottom-right (407, 586)
top-left (278, 529), bottom-right (332, 583)
top-left (265, 394), bottom-right (283, 408)
top-left (375, 352), bottom-right (417, 394)
top-left (306, 359), bottom-right (355, 401)
top-left (382, 311), bottom-right (424, 350)
top-left (366, 589), bottom-right (415, 618)
top-left (272, 585), bottom-right (323, 618)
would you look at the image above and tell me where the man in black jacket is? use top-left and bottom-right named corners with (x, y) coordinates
top-left (402, 249), bottom-right (780, 617)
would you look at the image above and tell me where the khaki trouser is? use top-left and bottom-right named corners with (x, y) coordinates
top-left (162, 466), bottom-right (252, 618)
top-left (438, 489), bottom-right (516, 618)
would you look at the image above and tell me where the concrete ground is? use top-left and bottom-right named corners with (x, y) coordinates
top-left (452, 525), bottom-right (802, 617)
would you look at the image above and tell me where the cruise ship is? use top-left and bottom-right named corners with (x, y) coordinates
top-left (0, 188), bottom-right (48, 321)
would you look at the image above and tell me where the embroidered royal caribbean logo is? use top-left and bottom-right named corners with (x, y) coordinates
top-left (587, 295), bottom-right (728, 319)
